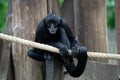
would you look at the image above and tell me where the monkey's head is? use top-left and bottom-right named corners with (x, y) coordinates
top-left (45, 13), bottom-right (62, 34)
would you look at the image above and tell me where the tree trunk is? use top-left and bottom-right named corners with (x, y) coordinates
top-left (12, 0), bottom-right (47, 80)
top-left (52, 0), bottom-right (61, 15)
top-left (63, 0), bottom-right (107, 80)
top-left (0, 0), bottom-right (13, 80)
top-left (61, 0), bottom-right (108, 58)
top-left (61, 0), bottom-right (75, 33)
top-left (115, 0), bottom-right (120, 54)
top-left (0, 39), bottom-right (3, 63)
top-left (78, 0), bottom-right (107, 55)
top-left (115, 0), bottom-right (120, 64)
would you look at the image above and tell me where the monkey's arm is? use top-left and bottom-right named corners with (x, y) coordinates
top-left (61, 20), bottom-right (76, 47)
top-left (35, 19), bottom-right (47, 43)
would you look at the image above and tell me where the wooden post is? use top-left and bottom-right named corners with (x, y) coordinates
top-left (45, 55), bottom-right (64, 80)
top-left (61, 0), bottom-right (75, 33)
top-left (47, 0), bottom-right (53, 13)
top-left (45, 53), bottom-right (64, 80)
top-left (0, 0), bottom-right (13, 80)
top-left (12, 0), bottom-right (47, 80)
top-left (115, 0), bottom-right (120, 64)
top-left (61, 0), bottom-right (119, 80)
top-left (0, 39), bottom-right (3, 62)
top-left (73, 0), bottom-right (80, 40)
top-left (61, 0), bottom-right (108, 54)
top-left (45, 55), bottom-right (54, 80)
top-left (115, 0), bottom-right (120, 54)
top-left (78, 0), bottom-right (108, 60)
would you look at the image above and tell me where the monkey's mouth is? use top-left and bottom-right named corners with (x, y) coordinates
top-left (48, 28), bottom-right (58, 34)
top-left (50, 30), bottom-right (56, 34)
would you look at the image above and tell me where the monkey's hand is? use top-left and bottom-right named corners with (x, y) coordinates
top-left (72, 46), bottom-right (87, 60)
top-left (59, 46), bottom-right (73, 65)
top-left (72, 46), bottom-right (80, 58)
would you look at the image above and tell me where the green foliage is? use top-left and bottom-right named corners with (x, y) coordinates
top-left (107, 0), bottom-right (115, 30)
top-left (59, 0), bottom-right (64, 7)
top-left (0, 0), bottom-right (8, 32)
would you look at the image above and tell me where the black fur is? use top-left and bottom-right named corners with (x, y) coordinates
top-left (27, 13), bottom-right (88, 77)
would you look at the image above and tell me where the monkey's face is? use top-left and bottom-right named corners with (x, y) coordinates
top-left (45, 13), bottom-right (62, 34)
top-left (46, 20), bottom-right (60, 34)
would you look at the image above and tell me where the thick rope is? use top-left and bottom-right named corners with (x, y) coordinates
top-left (0, 33), bottom-right (120, 60)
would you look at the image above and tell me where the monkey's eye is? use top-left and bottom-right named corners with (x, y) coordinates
top-left (47, 20), bottom-right (57, 26)
top-left (47, 21), bottom-right (52, 26)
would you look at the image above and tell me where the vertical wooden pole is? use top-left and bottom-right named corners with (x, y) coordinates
top-left (78, 0), bottom-right (107, 56)
top-left (115, 0), bottom-right (120, 64)
top-left (73, 0), bottom-right (79, 40)
top-left (61, 0), bottom-right (75, 33)
top-left (62, 0), bottom-right (107, 55)
top-left (45, 55), bottom-right (63, 80)
top-left (0, 0), bottom-right (13, 80)
top-left (47, 0), bottom-right (53, 13)
top-left (115, 0), bottom-right (120, 54)
top-left (45, 55), bottom-right (54, 80)
top-left (0, 39), bottom-right (3, 62)
top-left (52, 0), bottom-right (61, 15)
top-left (12, 0), bottom-right (47, 80)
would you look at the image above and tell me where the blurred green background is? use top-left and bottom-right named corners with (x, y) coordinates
top-left (107, 0), bottom-right (115, 30)
top-left (0, 0), bottom-right (8, 32)
top-left (0, 0), bottom-right (115, 32)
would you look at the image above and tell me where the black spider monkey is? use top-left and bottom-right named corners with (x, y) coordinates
top-left (27, 13), bottom-right (88, 77)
